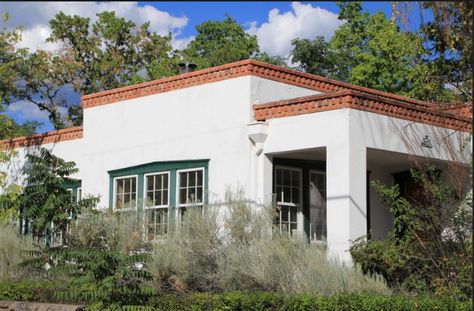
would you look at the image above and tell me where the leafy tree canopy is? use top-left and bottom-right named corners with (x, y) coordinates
top-left (1, 11), bottom-right (178, 130)
top-left (182, 15), bottom-right (260, 69)
top-left (291, 1), bottom-right (471, 103)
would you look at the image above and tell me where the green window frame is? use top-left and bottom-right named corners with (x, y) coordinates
top-left (108, 160), bottom-right (209, 225)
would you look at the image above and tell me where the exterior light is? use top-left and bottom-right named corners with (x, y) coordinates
top-left (421, 135), bottom-right (433, 148)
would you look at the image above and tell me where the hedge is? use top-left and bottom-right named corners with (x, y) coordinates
top-left (151, 292), bottom-right (472, 311)
top-left (1, 282), bottom-right (471, 311)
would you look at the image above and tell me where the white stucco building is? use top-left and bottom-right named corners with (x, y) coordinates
top-left (1, 60), bottom-right (471, 262)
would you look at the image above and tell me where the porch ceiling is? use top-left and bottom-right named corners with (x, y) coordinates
top-left (268, 147), bottom-right (326, 161)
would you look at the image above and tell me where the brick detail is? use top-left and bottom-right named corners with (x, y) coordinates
top-left (0, 126), bottom-right (83, 150)
top-left (254, 91), bottom-right (472, 132)
top-left (81, 59), bottom-right (439, 109)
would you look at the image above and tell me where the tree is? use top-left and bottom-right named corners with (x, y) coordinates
top-left (291, 2), bottom-right (458, 102)
top-left (182, 15), bottom-right (259, 69)
top-left (0, 150), bottom-right (22, 223)
top-left (0, 107), bottom-right (39, 140)
top-left (2, 11), bottom-right (179, 130)
top-left (290, 36), bottom-right (347, 80)
top-left (419, 2), bottom-right (472, 102)
top-left (21, 148), bottom-right (98, 245)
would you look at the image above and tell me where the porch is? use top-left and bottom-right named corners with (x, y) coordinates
top-left (264, 146), bottom-right (440, 261)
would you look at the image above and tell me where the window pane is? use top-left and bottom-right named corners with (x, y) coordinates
top-left (156, 175), bottom-right (162, 189)
top-left (189, 171), bottom-right (196, 187)
top-left (179, 188), bottom-right (187, 204)
top-left (131, 178), bottom-right (136, 192)
top-left (292, 171), bottom-right (300, 186)
top-left (123, 192), bottom-right (130, 205)
top-left (197, 171), bottom-right (203, 186)
top-left (188, 187), bottom-right (196, 202)
top-left (163, 174), bottom-right (169, 188)
top-left (283, 170), bottom-right (291, 186)
top-left (281, 206), bottom-right (289, 221)
top-left (116, 195), bottom-right (123, 209)
top-left (276, 169), bottom-right (282, 186)
top-left (179, 172), bottom-right (187, 187)
top-left (196, 186), bottom-right (203, 203)
top-left (146, 191), bottom-right (154, 206)
top-left (155, 191), bottom-right (162, 206)
top-left (117, 179), bottom-right (124, 195)
top-left (147, 176), bottom-right (154, 191)
top-left (124, 179), bottom-right (130, 193)
top-left (163, 190), bottom-right (168, 205)
top-left (276, 186), bottom-right (282, 202)
top-left (292, 187), bottom-right (300, 204)
top-left (290, 207), bottom-right (297, 222)
top-left (290, 223), bottom-right (297, 231)
top-left (283, 187), bottom-right (291, 203)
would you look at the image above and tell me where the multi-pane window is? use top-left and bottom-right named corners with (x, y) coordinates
top-left (145, 173), bottom-right (169, 207)
top-left (146, 209), bottom-right (168, 240)
top-left (274, 167), bottom-right (301, 234)
top-left (144, 173), bottom-right (169, 239)
top-left (178, 168), bottom-right (204, 219)
top-left (114, 176), bottom-right (137, 210)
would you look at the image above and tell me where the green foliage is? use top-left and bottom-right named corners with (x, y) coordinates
top-left (152, 190), bottom-right (388, 295)
top-left (0, 279), bottom-right (66, 302)
top-left (0, 149), bottom-right (23, 222)
top-left (291, 36), bottom-right (347, 80)
top-left (419, 2), bottom-right (472, 102)
top-left (21, 147), bottom-right (98, 242)
top-left (291, 1), bottom-right (466, 102)
top-left (0, 223), bottom-right (34, 281)
top-left (350, 168), bottom-right (472, 300)
top-left (0, 107), bottom-right (39, 140)
top-left (252, 52), bottom-right (288, 67)
top-left (2, 11), bottom-right (177, 130)
top-left (24, 211), bottom-right (154, 310)
top-left (150, 292), bottom-right (472, 311)
top-left (182, 15), bottom-right (259, 69)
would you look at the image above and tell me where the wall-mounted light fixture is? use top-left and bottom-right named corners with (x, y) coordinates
top-left (421, 135), bottom-right (433, 148)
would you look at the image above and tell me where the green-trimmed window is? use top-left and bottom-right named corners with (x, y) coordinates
top-left (177, 168), bottom-right (204, 219)
top-left (114, 175), bottom-right (138, 210)
top-left (108, 160), bottom-right (209, 240)
top-left (145, 172), bottom-right (170, 240)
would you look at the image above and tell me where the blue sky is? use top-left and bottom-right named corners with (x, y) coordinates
top-left (0, 1), bottom-right (425, 133)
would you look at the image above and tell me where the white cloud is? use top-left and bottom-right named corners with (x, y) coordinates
top-left (247, 2), bottom-right (343, 58)
top-left (0, 2), bottom-right (189, 51)
top-left (172, 35), bottom-right (194, 51)
top-left (6, 100), bottom-right (51, 121)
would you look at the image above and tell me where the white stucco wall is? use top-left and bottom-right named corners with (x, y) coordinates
top-left (62, 75), bottom-right (316, 208)
top-left (261, 108), bottom-right (471, 262)
top-left (2, 139), bottom-right (85, 190)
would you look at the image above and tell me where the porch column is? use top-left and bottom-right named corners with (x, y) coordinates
top-left (326, 134), bottom-right (367, 264)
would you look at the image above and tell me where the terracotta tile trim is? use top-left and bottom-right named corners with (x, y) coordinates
top-left (0, 126), bottom-right (83, 150)
top-left (81, 59), bottom-right (438, 109)
top-left (254, 91), bottom-right (471, 132)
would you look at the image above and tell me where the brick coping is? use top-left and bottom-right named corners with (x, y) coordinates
top-left (254, 90), bottom-right (472, 132)
top-left (0, 126), bottom-right (83, 150)
top-left (81, 59), bottom-right (446, 110)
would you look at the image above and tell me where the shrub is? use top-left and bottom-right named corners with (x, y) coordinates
top-left (0, 279), bottom-right (67, 303)
top-left (0, 223), bottom-right (34, 281)
top-left (351, 172), bottom-right (472, 300)
top-left (150, 292), bottom-right (473, 311)
top-left (152, 190), bottom-right (388, 295)
top-left (24, 210), bottom-right (154, 310)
